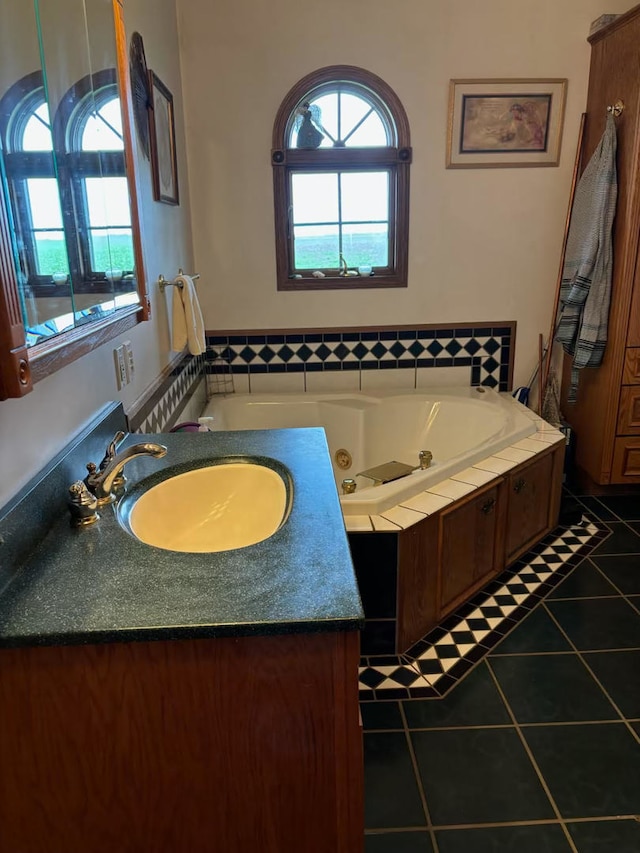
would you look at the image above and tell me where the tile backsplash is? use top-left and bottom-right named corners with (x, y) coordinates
top-left (127, 353), bottom-right (206, 433)
top-left (206, 323), bottom-right (515, 393)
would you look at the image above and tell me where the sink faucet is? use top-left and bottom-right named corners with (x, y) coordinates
top-left (85, 440), bottom-right (167, 505)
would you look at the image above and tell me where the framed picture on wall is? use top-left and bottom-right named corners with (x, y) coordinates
top-left (148, 71), bottom-right (179, 204)
top-left (447, 78), bottom-right (567, 168)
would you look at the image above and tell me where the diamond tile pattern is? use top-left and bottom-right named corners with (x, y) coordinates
top-left (359, 518), bottom-right (606, 700)
top-left (128, 353), bottom-right (205, 434)
top-left (206, 324), bottom-right (513, 390)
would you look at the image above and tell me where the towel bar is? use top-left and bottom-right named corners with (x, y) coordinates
top-left (158, 269), bottom-right (200, 292)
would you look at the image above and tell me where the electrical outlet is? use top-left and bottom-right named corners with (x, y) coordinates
top-left (114, 345), bottom-right (127, 390)
top-left (123, 340), bottom-right (134, 382)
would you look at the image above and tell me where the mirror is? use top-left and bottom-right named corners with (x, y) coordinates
top-left (0, 0), bottom-right (148, 398)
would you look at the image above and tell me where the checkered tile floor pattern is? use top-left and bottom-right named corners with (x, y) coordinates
top-left (359, 516), bottom-right (608, 701)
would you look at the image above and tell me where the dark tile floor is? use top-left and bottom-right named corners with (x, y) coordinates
top-left (363, 491), bottom-right (640, 852)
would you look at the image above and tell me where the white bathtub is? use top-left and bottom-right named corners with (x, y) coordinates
top-left (201, 387), bottom-right (536, 517)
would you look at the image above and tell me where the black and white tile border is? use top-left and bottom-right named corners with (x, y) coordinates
top-left (127, 353), bottom-right (205, 434)
top-left (358, 515), bottom-right (609, 701)
top-left (206, 323), bottom-right (514, 391)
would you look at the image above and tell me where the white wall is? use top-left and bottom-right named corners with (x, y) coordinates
top-left (177, 0), bottom-right (636, 390)
top-left (0, 0), bottom-right (194, 509)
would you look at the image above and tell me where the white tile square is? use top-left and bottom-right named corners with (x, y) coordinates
top-left (427, 479), bottom-right (476, 500)
top-left (451, 467), bottom-right (497, 487)
top-left (344, 515), bottom-right (373, 532)
top-left (473, 455), bottom-right (518, 475)
top-left (360, 368), bottom-right (416, 392)
top-left (304, 370), bottom-right (361, 393)
top-left (416, 365), bottom-right (470, 388)
top-left (493, 447), bottom-right (535, 464)
top-left (249, 372), bottom-right (305, 394)
top-left (379, 505), bottom-right (426, 529)
top-left (512, 438), bottom-right (548, 454)
top-left (400, 491), bottom-right (452, 515)
top-left (370, 514), bottom-right (402, 531)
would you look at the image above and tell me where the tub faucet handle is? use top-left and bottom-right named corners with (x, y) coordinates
top-left (342, 478), bottom-right (357, 495)
top-left (418, 450), bottom-right (433, 470)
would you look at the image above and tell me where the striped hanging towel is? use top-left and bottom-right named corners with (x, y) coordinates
top-left (555, 114), bottom-right (617, 402)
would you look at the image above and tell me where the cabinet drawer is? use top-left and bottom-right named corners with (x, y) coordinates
top-left (617, 386), bottom-right (640, 434)
top-left (611, 437), bottom-right (640, 482)
top-left (622, 348), bottom-right (640, 384)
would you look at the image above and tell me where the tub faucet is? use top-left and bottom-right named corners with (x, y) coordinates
top-left (85, 441), bottom-right (167, 505)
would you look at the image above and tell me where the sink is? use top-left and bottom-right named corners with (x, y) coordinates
top-left (123, 460), bottom-right (291, 553)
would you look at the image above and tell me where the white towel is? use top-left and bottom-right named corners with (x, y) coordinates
top-left (171, 274), bottom-right (206, 356)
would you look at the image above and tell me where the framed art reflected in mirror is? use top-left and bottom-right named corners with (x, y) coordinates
top-left (148, 71), bottom-right (179, 205)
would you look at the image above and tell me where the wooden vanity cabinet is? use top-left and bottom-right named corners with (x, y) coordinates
top-left (505, 452), bottom-right (555, 562)
top-left (0, 630), bottom-right (363, 853)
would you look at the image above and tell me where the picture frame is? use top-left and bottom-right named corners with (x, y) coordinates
top-left (447, 78), bottom-right (567, 168)
top-left (148, 71), bottom-right (179, 204)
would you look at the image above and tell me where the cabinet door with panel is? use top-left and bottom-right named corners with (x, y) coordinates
top-left (505, 452), bottom-right (553, 561)
top-left (439, 483), bottom-right (505, 615)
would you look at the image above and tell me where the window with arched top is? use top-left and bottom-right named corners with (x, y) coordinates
top-left (0, 71), bottom-right (67, 283)
top-left (272, 66), bottom-right (411, 290)
top-left (55, 69), bottom-right (133, 283)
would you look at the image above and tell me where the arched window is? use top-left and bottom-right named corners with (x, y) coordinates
top-left (272, 66), bottom-right (411, 290)
top-left (0, 71), bottom-right (67, 284)
top-left (54, 69), bottom-right (134, 286)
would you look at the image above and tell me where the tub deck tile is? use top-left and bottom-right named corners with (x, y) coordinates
top-left (379, 505), bottom-right (427, 529)
top-left (426, 479), bottom-right (477, 501)
top-left (473, 455), bottom-right (519, 475)
top-left (493, 446), bottom-right (536, 464)
top-left (345, 515), bottom-right (374, 533)
top-left (451, 467), bottom-right (497, 487)
top-left (512, 437), bottom-right (551, 454)
top-left (399, 492), bottom-right (452, 515)
top-left (370, 515), bottom-right (402, 532)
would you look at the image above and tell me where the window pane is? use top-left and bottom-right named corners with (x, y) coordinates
top-left (34, 231), bottom-right (69, 275)
top-left (82, 97), bottom-right (124, 151)
top-left (89, 228), bottom-right (135, 272)
top-left (340, 93), bottom-right (372, 140)
top-left (27, 178), bottom-right (63, 228)
top-left (293, 224), bottom-right (339, 270)
top-left (345, 111), bottom-right (388, 147)
top-left (291, 173), bottom-right (338, 224)
top-left (22, 103), bottom-right (53, 151)
top-left (341, 172), bottom-right (389, 222)
top-left (342, 223), bottom-right (388, 267)
top-left (310, 93), bottom-right (337, 148)
top-left (85, 177), bottom-right (131, 228)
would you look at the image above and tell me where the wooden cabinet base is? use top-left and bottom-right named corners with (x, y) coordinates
top-left (0, 632), bottom-right (363, 853)
top-left (394, 443), bottom-right (564, 651)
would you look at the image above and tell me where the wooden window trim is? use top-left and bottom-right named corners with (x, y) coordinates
top-left (272, 65), bottom-right (411, 291)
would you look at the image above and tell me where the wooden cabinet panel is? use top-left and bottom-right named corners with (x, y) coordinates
top-left (506, 452), bottom-right (553, 561)
top-left (439, 484), bottom-right (503, 613)
top-left (397, 514), bottom-right (439, 652)
top-left (617, 386), bottom-right (640, 434)
top-left (622, 348), bottom-right (640, 383)
top-left (611, 437), bottom-right (640, 482)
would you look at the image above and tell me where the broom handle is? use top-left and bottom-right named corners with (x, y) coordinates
top-left (541, 112), bottom-right (587, 395)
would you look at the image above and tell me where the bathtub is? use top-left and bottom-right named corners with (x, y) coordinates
top-left (200, 387), bottom-right (537, 517)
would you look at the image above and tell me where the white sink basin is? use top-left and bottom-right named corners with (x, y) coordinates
top-left (127, 462), bottom-right (289, 553)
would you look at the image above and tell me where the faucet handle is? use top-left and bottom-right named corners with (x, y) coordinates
top-left (98, 431), bottom-right (127, 491)
top-left (67, 481), bottom-right (99, 527)
top-left (99, 431), bottom-right (126, 470)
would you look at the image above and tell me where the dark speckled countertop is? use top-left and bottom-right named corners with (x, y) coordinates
top-left (0, 428), bottom-right (363, 648)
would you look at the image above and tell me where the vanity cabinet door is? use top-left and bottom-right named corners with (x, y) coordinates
top-left (439, 482), bottom-right (506, 616)
top-left (505, 452), bottom-right (554, 562)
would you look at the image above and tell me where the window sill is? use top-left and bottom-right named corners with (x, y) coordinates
top-left (278, 274), bottom-right (407, 291)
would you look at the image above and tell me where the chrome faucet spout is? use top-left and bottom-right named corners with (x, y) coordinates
top-left (87, 442), bottom-right (167, 504)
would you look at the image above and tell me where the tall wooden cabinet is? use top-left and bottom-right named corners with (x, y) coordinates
top-left (560, 5), bottom-right (640, 484)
